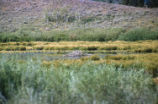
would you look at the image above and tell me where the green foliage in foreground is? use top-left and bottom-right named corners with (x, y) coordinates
top-left (1, 27), bottom-right (158, 42)
top-left (0, 55), bottom-right (157, 104)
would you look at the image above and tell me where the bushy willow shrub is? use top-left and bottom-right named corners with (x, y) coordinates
top-left (0, 28), bottom-right (124, 42)
top-left (1, 28), bottom-right (158, 42)
top-left (0, 55), bottom-right (157, 104)
top-left (119, 28), bottom-right (158, 41)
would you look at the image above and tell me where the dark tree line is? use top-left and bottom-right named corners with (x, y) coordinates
top-left (93, 0), bottom-right (158, 7)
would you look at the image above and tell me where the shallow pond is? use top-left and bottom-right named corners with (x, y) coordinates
top-left (0, 50), bottom-right (140, 61)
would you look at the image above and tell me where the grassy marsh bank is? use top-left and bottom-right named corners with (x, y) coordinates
top-left (0, 40), bottom-right (158, 53)
top-left (41, 53), bottom-right (158, 77)
top-left (0, 40), bottom-right (158, 103)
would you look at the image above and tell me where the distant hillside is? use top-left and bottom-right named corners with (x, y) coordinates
top-left (0, 0), bottom-right (158, 32)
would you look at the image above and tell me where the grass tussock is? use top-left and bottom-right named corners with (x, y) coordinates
top-left (0, 55), bottom-right (157, 104)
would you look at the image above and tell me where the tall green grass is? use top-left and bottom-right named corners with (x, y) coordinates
top-left (0, 28), bottom-right (124, 42)
top-left (1, 28), bottom-right (158, 42)
top-left (0, 55), bottom-right (157, 104)
top-left (119, 28), bottom-right (158, 41)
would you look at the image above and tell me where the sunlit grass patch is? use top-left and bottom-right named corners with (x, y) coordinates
top-left (0, 41), bottom-right (158, 54)
top-left (105, 55), bottom-right (135, 60)
top-left (105, 53), bottom-right (158, 77)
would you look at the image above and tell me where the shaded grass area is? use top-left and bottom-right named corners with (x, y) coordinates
top-left (0, 55), bottom-right (157, 104)
top-left (0, 27), bottom-right (158, 42)
top-left (0, 40), bottom-right (158, 53)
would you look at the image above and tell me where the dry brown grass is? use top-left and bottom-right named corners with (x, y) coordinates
top-left (0, 40), bottom-right (158, 52)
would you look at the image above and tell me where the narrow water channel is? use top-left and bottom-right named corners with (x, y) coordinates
top-left (0, 50), bottom-right (144, 61)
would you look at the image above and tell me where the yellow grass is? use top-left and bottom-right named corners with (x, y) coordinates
top-left (40, 53), bottom-right (158, 77)
top-left (0, 40), bottom-right (158, 52)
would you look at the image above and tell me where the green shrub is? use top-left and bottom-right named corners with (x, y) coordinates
top-left (1, 27), bottom-right (158, 42)
top-left (0, 33), bottom-right (20, 42)
top-left (46, 6), bottom-right (76, 23)
top-left (0, 57), bottom-right (22, 99)
top-left (53, 33), bottom-right (69, 41)
top-left (104, 28), bottom-right (125, 41)
top-left (0, 55), bottom-right (157, 104)
top-left (0, 28), bottom-right (123, 42)
top-left (75, 28), bottom-right (123, 41)
top-left (119, 28), bottom-right (158, 41)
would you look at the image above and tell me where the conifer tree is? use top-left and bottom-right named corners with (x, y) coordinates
top-left (93, 0), bottom-right (158, 7)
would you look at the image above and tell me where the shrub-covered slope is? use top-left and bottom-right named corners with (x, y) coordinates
top-left (0, 0), bottom-right (158, 33)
